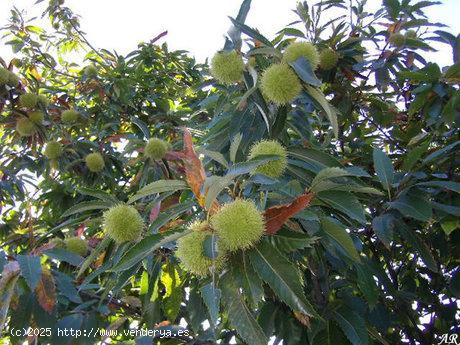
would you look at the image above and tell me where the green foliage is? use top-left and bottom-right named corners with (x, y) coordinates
top-left (0, 0), bottom-right (459, 344)
top-left (0, 67), bottom-right (11, 84)
top-left (83, 64), bottom-right (98, 77)
top-left (37, 94), bottom-right (49, 106)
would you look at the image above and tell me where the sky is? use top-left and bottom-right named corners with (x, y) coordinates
top-left (0, 0), bottom-right (459, 66)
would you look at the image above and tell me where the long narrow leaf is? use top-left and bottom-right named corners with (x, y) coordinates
top-left (249, 241), bottom-right (319, 318)
top-left (112, 228), bottom-right (191, 272)
top-left (128, 180), bottom-right (188, 204)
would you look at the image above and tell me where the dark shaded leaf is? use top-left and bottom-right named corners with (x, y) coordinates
top-left (290, 57), bottom-right (322, 87)
top-left (200, 283), bottom-right (221, 326)
top-left (249, 241), bottom-right (319, 318)
top-left (373, 147), bottom-right (394, 195)
top-left (112, 228), bottom-right (191, 272)
top-left (388, 194), bottom-right (432, 221)
top-left (16, 254), bottom-right (42, 290)
top-left (221, 273), bottom-right (268, 345)
top-left (333, 308), bottom-right (368, 345)
top-left (321, 217), bottom-right (360, 261)
top-left (317, 191), bottom-right (366, 224)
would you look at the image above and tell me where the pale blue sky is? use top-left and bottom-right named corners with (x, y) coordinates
top-left (0, 0), bottom-right (459, 65)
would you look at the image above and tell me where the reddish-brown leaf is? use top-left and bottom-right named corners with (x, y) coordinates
top-left (87, 237), bottom-right (101, 248)
top-left (76, 222), bottom-right (85, 237)
top-left (182, 128), bottom-right (207, 207)
top-left (293, 311), bottom-right (311, 327)
top-left (149, 202), bottom-right (161, 222)
top-left (264, 192), bottom-right (315, 235)
top-left (180, 129), bottom-right (220, 213)
top-left (0, 262), bottom-right (20, 334)
top-left (94, 251), bottom-right (106, 269)
top-left (160, 195), bottom-right (180, 211)
top-left (32, 242), bottom-right (55, 255)
top-left (1, 261), bottom-right (19, 277)
top-left (155, 320), bottom-right (171, 328)
top-left (106, 134), bottom-right (125, 143)
top-left (165, 151), bottom-right (186, 161)
top-left (159, 219), bottom-right (186, 233)
top-left (35, 268), bottom-right (56, 314)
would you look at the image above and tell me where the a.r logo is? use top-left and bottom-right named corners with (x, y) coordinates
top-left (438, 334), bottom-right (459, 345)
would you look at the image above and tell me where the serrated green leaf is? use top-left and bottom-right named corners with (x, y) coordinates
top-left (388, 194), bottom-right (432, 221)
top-left (373, 147), bottom-right (394, 196)
top-left (402, 141), bottom-right (430, 171)
top-left (112, 228), bottom-right (191, 272)
top-left (230, 133), bottom-right (243, 163)
top-left (240, 253), bottom-right (264, 306)
top-left (200, 283), bottom-right (221, 326)
top-left (220, 273), bottom-right (268, 345)
top-left (432, 201), bottom-right (460, 216)
top-left (317, 191), bottom-right (366, 224)
top-left (333, 308), bottom-right (368, 345)
top-left (290, 57), bottom-right (322, 87)
top-left (16, 255), bottom-right (42, 290)
top-left (228, 17), bottom-right (272, 47)
top-left (372, 214), bottom-right (394, 249)
top-left (187, 286), bottom-right (207, 333)
top-left (160, 263), bottom-right (182, 322)
top-left (44, 248), bottom-right (84, 266)
top-left (355, 264), bottom-right (378, 307)
top-left (227, 154), bottom-right (281, 176)
top-left (422, 140), bottom-right (460, 164)
top-left (416, 181), bottom-right (460, 193)
top-left (76, 187), bottom-right (119, 204)
top-left (289, 147), bottom-right (342, 169)
top-left (267, 228), bottom-right (318, 252)
top-left (310, 167), bottom-right (352, 192)
top-left (60, 200), bottom-right (113, 218)
top-left (128, 180), bottom-right (188, 204)
top-left (397, 221), bottom-right (438, 272)
top-left (305, 85), bottom-right (339, 139)
top-left (321, 217), bottom-right (360, 261)
top-left (199, 148), bottom-right (229, 168)
top-left (130, 115), bottom-right (150, 139)
top-left (249, 240), bottom-right (319, 318)
top-left (54, 271), bottom-right (82, 304)
top-left (148, 201), bottom-right (195, 232)
top-left (312, 321), bottom-right (350, 345)
top-left (204, 175), bottom-right (234, 210)
top-left (77, 237), bottom-right (111, 278)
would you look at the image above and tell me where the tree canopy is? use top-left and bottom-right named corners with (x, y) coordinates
top-left (0, 0), bottom-right (459, 344)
